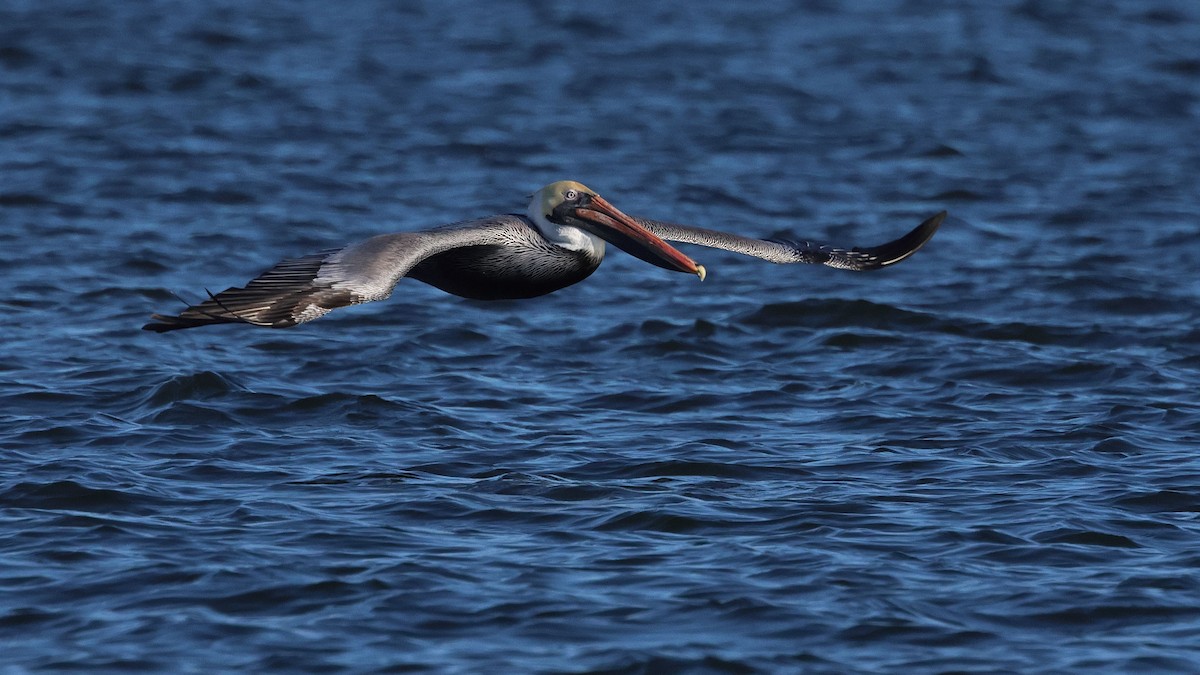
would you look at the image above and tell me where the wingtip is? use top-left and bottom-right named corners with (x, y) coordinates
top-left (921, 210), bottom-right (948, 231)
top-left (142, 314), bottom-right (183, 332)
top-left (918, 210), bottom-right (947, 240)
top-left (860, 210), bottom-right (946, 269)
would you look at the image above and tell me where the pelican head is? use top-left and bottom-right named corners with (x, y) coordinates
top-left (529, 181), bottom-right (705, 280)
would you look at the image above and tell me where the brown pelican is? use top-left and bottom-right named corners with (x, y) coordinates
top-left (143, 181), bottom-right (944, 332)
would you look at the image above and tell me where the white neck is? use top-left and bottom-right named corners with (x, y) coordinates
top-left (528, 202), bottom-right (606, 259)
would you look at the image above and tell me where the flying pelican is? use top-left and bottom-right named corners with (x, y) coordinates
top-left (143, 181), bottom-right (944, 332)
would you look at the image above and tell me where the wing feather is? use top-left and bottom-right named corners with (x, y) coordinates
top-left (633, 211), bottom-right (945, 271)
top-left (143, 218), bottom-right (522, 332)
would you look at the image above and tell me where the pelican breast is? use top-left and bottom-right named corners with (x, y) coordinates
top-left (407, 216), bottom-right (602, 300)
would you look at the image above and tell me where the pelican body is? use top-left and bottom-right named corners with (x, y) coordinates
top-left (144, 181), bottom-right (943, 332)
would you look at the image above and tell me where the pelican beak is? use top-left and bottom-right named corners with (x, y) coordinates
top-left (572, 195), bottom-right (705, 279)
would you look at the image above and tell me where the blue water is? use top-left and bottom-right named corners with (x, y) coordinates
top-left (3, 1), bottom-right (1200, 671)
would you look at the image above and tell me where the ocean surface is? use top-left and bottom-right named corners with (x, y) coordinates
top-left (3, 0), bottom-right (1199, 672)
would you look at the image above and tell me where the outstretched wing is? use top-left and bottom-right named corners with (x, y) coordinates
top-left (632, 211), bottom-right (945, 271)
top-left (143, 219), bottom-right (518, 332)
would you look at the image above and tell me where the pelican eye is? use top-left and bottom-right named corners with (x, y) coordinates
top-left (563, 189), bottom-right (579, 202)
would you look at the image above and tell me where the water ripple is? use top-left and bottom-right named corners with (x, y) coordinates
top-left (3, 0), bottom-right (1200, 672)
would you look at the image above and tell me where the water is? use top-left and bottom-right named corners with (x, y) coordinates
top-left (3, 0), bottom-right (1199, 671)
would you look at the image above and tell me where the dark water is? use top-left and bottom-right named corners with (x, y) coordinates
top-left (3, 0), bottom-right (1200, 671)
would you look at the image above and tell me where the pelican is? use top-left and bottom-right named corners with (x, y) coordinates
top-left (143, 181), bottom-right (944, 332)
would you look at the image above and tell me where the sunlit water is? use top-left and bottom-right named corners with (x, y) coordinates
top-left (3, 1), bottom-right (1199, 672)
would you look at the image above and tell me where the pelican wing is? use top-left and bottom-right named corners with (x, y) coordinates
top-left (143, 219), bottom-right (516, 332)
top-left (632, 211), bottom-right (945, 271)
